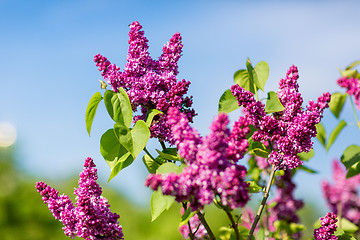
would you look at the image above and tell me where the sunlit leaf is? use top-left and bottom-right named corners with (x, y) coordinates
top-left (104, 88), bottom-right (132, 127)
top-left (340, 145), bottom-right (360, 178)
top-left (145, 109), bottom-right (162, 128)
top-left (234, 69), bottom-right (255, 94)
top-left (297, 149), bottom-right (314, 161)
top-left (329, 92), bottom-right (346, 119)
top-left (179, 208), bottom-right (196, 227)
top-left (316, 123), bottom-right (326, 148)
top-left (150, 190), bottom-right (175, 221)
top-left (265, 91), bottom-right (285, 113)
top-left (85, 92), bottom-right (103, 136)
top-left (254, 61), bottom-right (269, 91)
top-left (326, 120), bottom-right (347, 151)
top-left (100, 129), bottom-right (134, 181)
top-left (218, 89), bottom-right (240, 113)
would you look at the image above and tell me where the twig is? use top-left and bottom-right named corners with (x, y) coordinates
top-left (143, 147), bottom-right (162, 165)
top-left (197, 211), bottom-right (216, 240)
top-left (225, 210), bottom-right (240, 240)
top-left (247, 164), bottom-right (276, 240)
top-left (160, 140), bottom-right (166, 150)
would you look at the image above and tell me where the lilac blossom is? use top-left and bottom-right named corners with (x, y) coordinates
top-left (94, 21), bottom-right (195, 143)
top-left (145, 108), bottom-right (250, 210)
top-left (337, 76), bottom-right (360, 109)
top-left (179, 208), bottom-right (208, 239)
top-left (267, 170), bottom-right (304, 239)
top-left (231, 65), bottom-right (331, 169)
top-left (322, 160), bottom-right (360, 225)
top-left (36, 157), bottom-right (124, 240)
top-left (313, 212), bottom-right (338, 240)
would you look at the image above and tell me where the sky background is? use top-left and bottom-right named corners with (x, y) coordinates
top-left (1, 0), bottom-right (360, 215)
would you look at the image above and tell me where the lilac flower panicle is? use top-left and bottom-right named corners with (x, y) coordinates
top-left (94, 21), bottom-right (196, 143)
top-left (313, 212), bottom-right (338, 240)
top-left (36, 157), bottom-right (124, 240)
top-left (337, 76), bottom-right (360, 109)
top-left (145, 108), bottom-right (250, 210)
top-left (322, 160), bottom-right (360, 225)
top-left (231, 65), bottom-right (331, 169)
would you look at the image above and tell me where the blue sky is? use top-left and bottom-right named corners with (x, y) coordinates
top-left (1, 0), bottom-right (360, 212)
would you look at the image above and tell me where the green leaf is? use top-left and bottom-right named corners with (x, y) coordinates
top-left (246, 180), bottom-right (263, 193)
top-left (85, 92), bottom-right (103, 136)
top-left (108, 152), bottom-right (132, 182)
top-left (218, 89), bottom-right (240, 113)
top-left (246, 60), bottom-right (260, 91)
top-left (326, 120), bottom-right (347, 151)
top-left (338, 218), bottom-right (359, 233)
top-left (298, 165), bottom-right (318, 174)
top-left (179, 208), bottom-right (196, 227)
top-left (346, 60), bottom-right (360, 70)
top-left (265, 91), bottom-right (285, 113)
top-left (316, 123), bottom-right (326, 148)
top-left (114, 120), bottom-right (150, 159)
top-left (150, 189), bottom-right (175, 221)
top-left (104, 88), bottom-right (132, 127)
top-left (335, 228), bottom-right (357, 240)
top-left (329, 92), bottom-right (347, 118)
top-left (145, 109), bottom-right (162, 128)
top-left (142, 154), bottom-right (162, 174)
top-left (234, 69), bottom-right (255, 94)
top-left (156, 148), bottom-right (181, 162)
top-left (340, 69), bottom-right (357, 78)
top-left (254, 61), bottom-right (269, 91)
top-left (156, 162), bottom-right (183, 174)
top-left (100, 129), bottom-right (134, 181)
top-left (297, 149), bottom-right (314, 161)
top-left (341, 145), bottom-right (360, 178)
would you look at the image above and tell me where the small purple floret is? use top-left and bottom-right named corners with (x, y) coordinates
top-left (313, 212), bottom-right (338, 240)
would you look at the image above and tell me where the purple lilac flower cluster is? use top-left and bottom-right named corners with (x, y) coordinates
top-left (313, 212), bottom-right (338, 240)
top-left (94, 21), bottom-right (196, 143)
top-left (178, 208), bottom-right (208, 239)
top-left (267, 170), bottom-right (304, 239)
top-left (337, 76), bottom-right (360, 109)
top-left (231, 65), bottom-right (331, 169)
top-left (36, 157), bottom-right (123, 240)
top-left (145, 108), bottom-right (250, 210)
top-left (322, 160), bottom-right (360, 225)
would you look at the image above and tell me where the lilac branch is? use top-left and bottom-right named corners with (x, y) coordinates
top-left (197, 211), bottom-right (216, 240)
top-left (247, 164), bottom-right (276, 240)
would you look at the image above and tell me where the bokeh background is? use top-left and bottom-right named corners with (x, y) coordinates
top-left (1, 0), bottom-right (360, 239)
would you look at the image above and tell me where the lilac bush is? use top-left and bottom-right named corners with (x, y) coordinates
top-left (36, 21), bottom-right (360, 240)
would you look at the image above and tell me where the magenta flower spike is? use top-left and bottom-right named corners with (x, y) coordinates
top-left (337, 76), bottom-right (360, 109)
top-left (313, 212), bottom-right (338, 240)
top-left (322, 160), bottom-right (360, 225)
top-left (145, 108), bottom-right (250, 210)
top-left (94, 21), bottom-right (196, 143)
top-left (36, 157), bottom-right (124, 240)
top-left (231, 65), bottom-right (331, 169)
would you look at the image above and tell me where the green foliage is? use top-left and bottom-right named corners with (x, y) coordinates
top-left (179, 207), bottom-right (196, 227)
top-left (341, 145), bottom-right (360, 178)
top-left (85, 92), bottom-right (103, 136)
top-left (329, 92), bottom-right (347, 118)
top-left (143, 154), bottom-right (163, 174)
top-left (100, 129), bottom-right (134, 182)
top-left (150, 190), bottom-right (175, 222)
top-left (234, 60), bottom-right (269, 95)
top-left (316, 123), bottom-right (326, 148)
top-left (326, 120), bottom-right (347, 151)
top-left (218, 89), bottom-right (240, 113)
top-left (104, 88), bottom-right (132, 127)
top-left (145, 109), bottom-right (162, 128)
top-left (265, 91), bottom-right (285, 113)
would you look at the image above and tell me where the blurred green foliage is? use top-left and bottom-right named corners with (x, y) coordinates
top-left (0, 147), bottom-right (231, 239)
